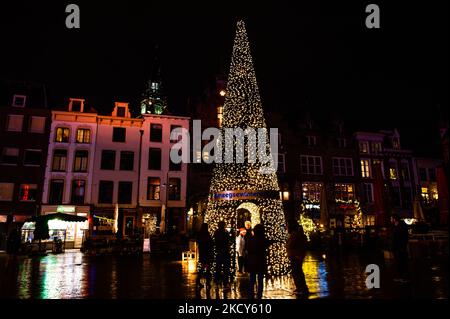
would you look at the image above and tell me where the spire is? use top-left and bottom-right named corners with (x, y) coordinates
top-left (140, 44), bottom-right (168, 115)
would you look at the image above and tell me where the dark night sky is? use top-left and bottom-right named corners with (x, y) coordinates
top-left (1, 1), bottom-right (448, 156)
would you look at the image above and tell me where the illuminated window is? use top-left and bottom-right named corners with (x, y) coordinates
top-left (73, 150), bottom-right (89, 172)
top-left (365, 215), bottom-right (376, 226)
top-left (335, 183), bottom-right (354, 201)
top-left (332, 157), bottom-right (354, 176)
top-left (55, 127), bottom-right (70, 143)
top-left (279, 183), bottom-right (290, 201)
top-left (147, 177), bottom-right (160, 200)
top-left (300, 155), bottom-right (322, 175)
top-left (302, 182), bottom-right (322, 202)
top-left (52, 149), bottom-right (67, 171)
top-left (217, 106), bottom-right (223, 127)
top-left (6, 115), bottom-right (24, 132)
top-left (421, 187), bottom-right (429, 201)
top-left (19, 184), bottom-right (37, 201)
top-left (389, 161), bottom-right (398, 180)
top-left (76, 128), bottom-right (91, 143)
top-left (359, 141), bottom-right (369, 154)
top-left (360, 159), bottom-right (371, 178)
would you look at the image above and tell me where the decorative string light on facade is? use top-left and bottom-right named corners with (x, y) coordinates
top-left (204, 20), bottom-right (290, 276)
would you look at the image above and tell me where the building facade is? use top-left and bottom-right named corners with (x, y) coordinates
top-left (41, 98), bottom-right (97, 248)
top-left (0, 93), bottom-right (51, 248)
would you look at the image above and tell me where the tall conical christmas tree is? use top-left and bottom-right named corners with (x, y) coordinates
top-left (205, 21), bottom-right (290, 276)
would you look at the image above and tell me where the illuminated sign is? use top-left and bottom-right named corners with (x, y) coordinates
top-left (56, 206), bottom-right (76, 213)
top-left (210, 190), bottom-right (279, 201)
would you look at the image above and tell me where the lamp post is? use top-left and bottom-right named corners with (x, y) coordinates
top-left (136, 129), bottom-right (144, 234)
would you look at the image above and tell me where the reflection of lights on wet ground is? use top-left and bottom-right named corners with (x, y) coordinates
top-left (181, 260), bottom-right (197, 275)
top-left (303, 254), bottom-right (329, 298)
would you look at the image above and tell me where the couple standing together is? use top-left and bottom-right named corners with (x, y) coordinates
top-left (196, 220), bottom-right (309, 298)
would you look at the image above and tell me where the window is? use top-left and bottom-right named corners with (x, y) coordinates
top-left (300, 155), bottom-right (322, 175)
top-left (23, 149), bottom-right (42, 166)
top-left (6, 115), bottom-right (24, 132)
top-left (148, 148), bottom-right (161, 170)
top-left (421, 187), bottom-right (429, 201)
top-left (428, 168), bottom-right (436, 182)
top-left (29, 116), bottom-right (46, 133)
top-left (217, 106), bottom-right (223, 127)
top-left (0, 183), bottom-right (14, 201)
top-left (360, 159), bottom-right (371, 178)
top-left (98, 181), bottom-right (114, 204)
top-left (112, 127), bottom-right (126, 142)
top-left (118, 181), bottom-right (133, 204)
top-left (419, 168), bottom-right (428, 181)
top-left (1, 147), bottom-right (19, 165)
top-left (52, 149), bottom-right (67, 171)
top-left (73, 150), bottom-right (89, 172)
top-left (71, 180), bottom-right (86, 204)
top-left (332, 158), bottom-right (354, 176)
top-left (117, 107), bottom-right (126, 117)
top-left (302, 182), bottom-right (322, 202)
top-left (363, 183), bottom-right (374, 203)
top-left (277, 153), bottom-right (285, 173)
top-left (359, 141), bottom-right (369, 154)
top-left (337, 138), bottom-right (346, 148)
top-left (49, 180), bottom-right (64, 204)
top-left (168, 178), bottom-right (181, 200)
top-left (71, 100), bottom-right (82, 112)
top-left (150, 124), bottom-right (163, 142)
top-left (400, 162), bottom-right (410, 181)
top-left (147, 177), bottom-right (161, 200)
top-left (392, 138), bottom-right (400, 149)
top-left (19, 184), bottom-right (37, 201)
top-left (389, 161), bottom-right (398, 180)
top-left (120, 151), bottom-right (134, 171)
top-left (391, 186), bottom-right (401, 207)
top-left (335, 183), bottom-right (354, 201)
top-left (101, 150), bottom-right (116, 170)
top-left (55, 127), bottom-right (70, 143)
top-left (12, 95), bottom-right (26, 107)
top-left (76, 129), bottom-right (91, 143)
top-left (373, 159), bottom-right (384, 178)
top-left (306, 135), bottom-right (317, 146)
top-left (371, 142), bottom-right (382, 154)
top-left (169, 150), bottom-right (182, 171)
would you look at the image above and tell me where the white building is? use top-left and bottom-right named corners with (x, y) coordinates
top-left (91, 102), bottom-right (143, 237)
top-left (41, 98), bottom-right (96, 247)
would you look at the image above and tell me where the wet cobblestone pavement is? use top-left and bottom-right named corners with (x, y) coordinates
top-left (0, 250), bottom-right (447, 299)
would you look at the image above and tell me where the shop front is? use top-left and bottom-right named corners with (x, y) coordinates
top-left (39, 205), bottom-right (90, 248)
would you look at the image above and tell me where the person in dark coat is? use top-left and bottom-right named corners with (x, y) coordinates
top-left (196, 223), bottom-right (213, 289)
top-left (214, 221), bottom-right (231, 286)
top-left (391, 214), bottom-right (410, 281)
top-left (246, 224), bottom-right (267, 299)
top-left (286, 221), bottom-right (309, 295)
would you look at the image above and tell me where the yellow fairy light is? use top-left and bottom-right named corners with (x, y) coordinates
top-left (204, 20), bottom-right (290, 276)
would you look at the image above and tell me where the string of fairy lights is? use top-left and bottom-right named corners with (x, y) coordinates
top-left (204, 20), bottom-right (290, 276)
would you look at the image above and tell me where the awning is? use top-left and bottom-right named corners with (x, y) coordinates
top-left (26, 212), bottom-right (87, 223)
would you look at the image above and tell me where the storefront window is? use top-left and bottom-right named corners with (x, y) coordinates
top-left (302, 182), bottom-right (322, 202)
top-left (335, 183), bottom-right (354, 201)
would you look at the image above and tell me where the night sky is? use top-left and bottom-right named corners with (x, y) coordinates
top-left (1, 1), bottom-right (448, 156)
